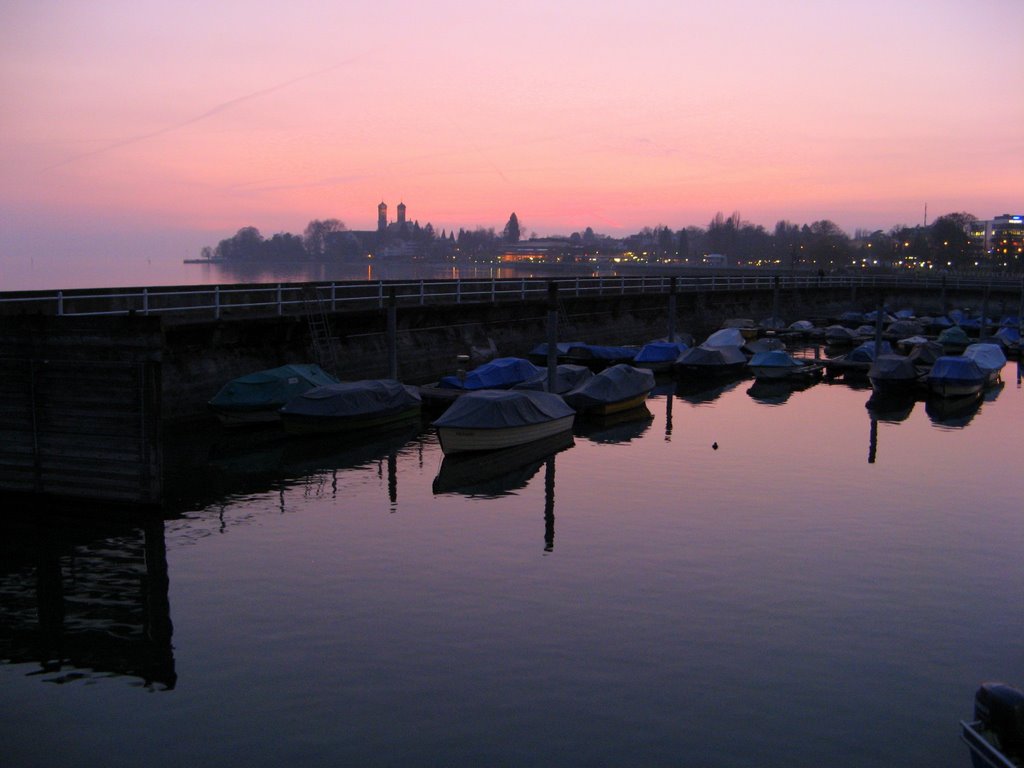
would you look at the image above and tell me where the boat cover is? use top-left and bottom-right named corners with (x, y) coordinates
top-left (745, 338), bottom-right (786, 354)
top-left (565, 344), bottom-right (639, 361)
top-left (825, 325), bottom-right (858, 340)
top-left (938, 326), bottom-right (970, 346)
top-left (280, 379), bottom-right (420, 418)
top-left (788, 320), bottom-right (815, 331)
top-left (894, 309), bottom-right (916, 319)
top-left (759, 317), bottom-right (787, 330)
top-left (439, 357), bottom-right (540, 390)
top-left (633, 341), bottom-right (688, 363)
top-left (847, 340), bottom-right (893, 362)
top-left (209, 364), bottom-right (338, 411)
top-left (925, 315), bottom-right (953, 328)
top-left (963, 343), bottom-right (1006, 373)
top-left (887, 320), bottom-right (924, 337)
top-left (562, 364), bottom-right (655, 410)
top-left (1000, 316), bottom-right (1020, 328)
top-left (994, 326), bottom-right (1020, 345)
top-left (839, 311), bottom-right (864, 324)
top-left (907, 340), bottom-right (944, 367)
top-left (703, 328), bottom-right (746, 347)
top-left (678, 345), bottom-right (747, 366)
top-left (513, 364), bottom-right (594, 394)
top-left (948, 309), bottom-right (966, 324)
top-left (529, 341), bottom-right (585, 357)
top-left (929, 356), bottom-right (985, 383)
top-left (869, 354), bottom-right (918, 380)
top-left (748, 350), bottom-right (804, 369)
top-left (432, 389), bottom-right (575, 429)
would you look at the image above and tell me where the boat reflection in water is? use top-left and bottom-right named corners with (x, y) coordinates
top-left (865, 392), bottom-right (917, 424)
top-left (673, 375), bottom-right (747, 406)
top-left (925, 391), bottom-right (984, 429)
top-left (432, 430), bottom-right (574, 498)
top-left (573, 404), bottom-right (654, 445)
top-left (432, 431), bottom-right (572, 552)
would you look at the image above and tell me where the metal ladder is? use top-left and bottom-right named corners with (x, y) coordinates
top-left (301, 287), bottom-right (340, 376)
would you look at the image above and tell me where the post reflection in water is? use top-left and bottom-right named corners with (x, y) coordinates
top-left (5, 365), bottom-right (1024, 768)
top-left (0, 512), bottom-right (176, 690)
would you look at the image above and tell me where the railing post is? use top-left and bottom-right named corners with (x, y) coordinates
top-left (456, 279), bottom-right (462, 303)
top-left (491, 278), bottom-right (496, 302)
top-left (143, 288), bottom-right (149, 316)
top-left (521, 278), bottom-right (526, 300)
top-left (575, 277), bottom-right (580, 296)
top-left (331, 282), bottom-right (337, 312)
top-left (214, 286), bottom-right (221, 320)
top-left (57, 291), bottom-right (64, 317)
top-left (378, 281), bottom-right (384, 308)
top-left (276, 283), bottom-right (283, 315)
top-left (419, 280), bottom-right (425, 306)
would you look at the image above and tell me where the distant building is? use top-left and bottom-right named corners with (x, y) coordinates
top-left (969, 214), bottom-right (1024, 255)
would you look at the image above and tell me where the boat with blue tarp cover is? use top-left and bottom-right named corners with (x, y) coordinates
top-left (279, 379), bottom-right (422, 435)
top-left (432, 389), bottom-right (576, 454)
top-left (437, 357), bottom-right (541, 390)
top-left (208, 363), bottom-right (339, 426)
top-left (512, 364), bottom-right (594, 394)
top-left (675, 344), bottom-right (748, 378)
top-left (562, 363), bottom-right (655, 416)
top-left (632, 341), bottom-right (689, 372)
top-left (563, 343), bottom-right (641, 370)
top-left (748, 350), bottom-right (823, 382)
top-left (928, 355), bottom-right (987, 397)
top-left (963, 343), bottom-right (1007, 385)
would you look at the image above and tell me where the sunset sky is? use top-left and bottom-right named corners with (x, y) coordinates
top-left (2, 0), bottom-right (1022, 274)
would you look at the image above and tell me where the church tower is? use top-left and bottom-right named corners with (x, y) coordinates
top-left (377, 201), bottom-right (387, 232)
top-left (397, 202), bottom-right (407, 226)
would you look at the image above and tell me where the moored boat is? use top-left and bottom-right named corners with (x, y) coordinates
top-left (867, 354), bottom-right (927, 395)
top-left (632, 341), bottom-right (689, 373)
top-left (675, 344), bottom-right (748, 378)
top-left (208, 363), bottom-right (339, 426)
top-left (279, 379), bottom-right (422, 435)
top-left (432, 389), bottom-right (576, 455)
top-left (512, 363), bottom-right (594, 394)
top-left (927, 355), bottom-right (987, 397)
top-left (748, 350), bottom-right (823, 382)
top-left (562, 363), bottom-right (655, 416)
top-left (960, 682), bottom-right (1024, 768)
top-left (963, 342), bottom-right (1007, 387)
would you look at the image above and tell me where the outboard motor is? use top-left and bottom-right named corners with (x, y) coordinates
top-left (975, 683), bottom-right (1024, 754)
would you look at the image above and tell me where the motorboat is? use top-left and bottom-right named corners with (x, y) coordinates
top-left (675, 344), bottom-right (748, 378)
top-left (702, 327), bottom-right (747, 348)
top-left (437, 357), bottom-right (541, 391)
top-left (747, 350), bottom-right (824, 382)
top-left (208, 363), bottom-right (339, 426)
top-left (938, 325), bottom-right (971, 352)
top-left (632, 341), bottom-right (689, 373)
top-left (432, 430), bottom-right (574, 497)
top-left (432, 389), bottom-right (576, 455)
top-left (825, 340), bottom-right (892, 380)
top-left (563, 343), bottom-right (641, 371)
top-left (512, 363), bottom-right (594, 394)
top-left (960, 682), bottom-right (1024, 768)
top-left (927, 356), bottom-right (987, 398)
top-left (278, 379), bottom-right (422, 435)
top-left (867, 354), bottom-right (927, 395)
top-left (963, 343), bottom-right (1007, 386)
top-left (562, 363), bottom-right (655, 416)
top-left (526, 341), bottom-right (585, 365)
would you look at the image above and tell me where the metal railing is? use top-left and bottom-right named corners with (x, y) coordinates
top-left (1, 273), bottom-right (1019, 320)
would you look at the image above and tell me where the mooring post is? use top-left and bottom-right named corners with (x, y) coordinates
top-left (941, 276), bottom-right (947, 316)
top-left (874, 291), bottom-right (885, 351)
top-left (667, 276), bottom-right (677, 341)
top-left (547, 281), bottom-right (559, 393)
top-left (772, 276), bottom-right (780, 325)
top-left (980, 285), bottom-right (990, 341)
top-left (387, 287), bottom-right (398, 380)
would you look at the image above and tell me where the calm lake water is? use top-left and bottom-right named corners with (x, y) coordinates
top-left (1, 369), bottom-right (1022, 767)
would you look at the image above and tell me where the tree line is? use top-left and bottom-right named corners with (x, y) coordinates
top-left (201, 210), bottom-right (985, 271)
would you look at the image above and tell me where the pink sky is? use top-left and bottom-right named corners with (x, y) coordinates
top-left (1, 0), bottom-right (1022, 271)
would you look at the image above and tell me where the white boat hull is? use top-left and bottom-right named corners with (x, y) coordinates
top-left (437, 414), bottom-right (575, 454)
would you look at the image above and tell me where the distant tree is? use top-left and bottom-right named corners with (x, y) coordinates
top-left (676, 229), bottom-right (690, 260)
top-left (216, 226), bottom-right (264, 260)
top-left (582, 226), bottom-right (596, 246)
top-left (930, 212), bottom-right (976, 269)
top-left (503, 212), bottom-right (521, 243)
top-left (657, 226), bottom-right (675, 256)
top-left (303, 219), bottom-right (346, 258)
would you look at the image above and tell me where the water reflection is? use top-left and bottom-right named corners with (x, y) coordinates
top-left (926, 392), bottom-right (984, 429)
top-left (574, 405), bottom-right (653, 444)
top-left (673, 375), bottom-right (747, 405)
top-left (432, 431), bottom-right (573, 498)
top-left (0, 512), bottom-right (175, 690)
top-left (164, 421), bottom-right (426, 511)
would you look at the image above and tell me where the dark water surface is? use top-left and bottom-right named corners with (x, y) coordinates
top-left (2, 372), bottom-right (1022, 767)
